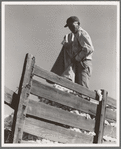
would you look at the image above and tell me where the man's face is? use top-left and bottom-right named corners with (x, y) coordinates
top-left (68, 21), bottom-right (79, 33)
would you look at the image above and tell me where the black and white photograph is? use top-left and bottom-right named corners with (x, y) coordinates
top-left (2, 1), bottom-right (120, 147)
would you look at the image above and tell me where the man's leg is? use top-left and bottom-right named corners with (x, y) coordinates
top-left (61, 63), bottom-right (75, 82)
top-left (75, 60), bottom-right (92, 89)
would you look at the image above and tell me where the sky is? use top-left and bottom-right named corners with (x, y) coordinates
top-left (3, 2), bottom-right (119, 116)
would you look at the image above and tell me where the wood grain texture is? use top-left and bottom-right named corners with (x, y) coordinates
top-left (33, 65), bottom-right (96, 99)
top-left (4, 53), bottom-right (117, 144)
top-left (27, 99), bottom-right (95, 132)
top-left (13, 53), bottom-right (35, 143)
top-left (23, 117), bottom-right (93, 144)
top-left (31, 79), bottom-right (116, 122)
top-left (93, 90), bottom-right (108, 143)
top-left (107, 96), bottom-right (116, 108)
top-left (105, 108), bottom-right (116, 122)
top-left (104, 125), bottom-right (116, 138)
top-left (34, 65), bottom-right (116, 108)
top-left (97, 90), bottom-right (108, 143)
top-left (31, 79), bottom-right (97, 116)
top-left (4, 86), bottom-right (19, 110)
top-left (4, 86), bottom-right (14, 105)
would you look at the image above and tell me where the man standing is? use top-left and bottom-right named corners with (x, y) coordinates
top-left (49, 16), bottom-right (94, 89)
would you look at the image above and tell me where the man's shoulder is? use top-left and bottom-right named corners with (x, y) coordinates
top-left (79, 28), bottom-right (89, 36)
top-left (78, 28), bottom-right (91, 40)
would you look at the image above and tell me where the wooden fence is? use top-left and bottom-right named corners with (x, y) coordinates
top-left (4, 53), bottom-right (116, 144)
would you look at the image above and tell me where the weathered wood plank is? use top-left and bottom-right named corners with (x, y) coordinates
top-left (31, 79), bottom-right (97, 116)
top-left (4, 86), bottom-right (19, 110)
top-left (34, 65), bottom-right (117, 107)
top-left (13, 53), bottom-right (35, 143)
top-left (93, 90), bottom-right (108, 143)
top-left (4, 86), bottom-right (14, 105)
top-left (98, 90), bottom-right (108, 143)
top-left (31, 79), bottom-right (116, 122)
top-left (105, 108), bottom-right (116, 122)
top-left (33, 65), bottom-right (96, 99)
top-left (27, 99), bottom-right (95, 132)
top-left (23, 117), bottom-right (93, 144)
top-left (107, 96), bottom-right (116, 108)
top-left (104, 125), bottom-right (116, 138)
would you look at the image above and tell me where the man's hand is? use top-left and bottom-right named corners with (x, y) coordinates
top-left (75, 55), bottom-right (81, 62)
top-left (75, 50), bottom-right (87, 62)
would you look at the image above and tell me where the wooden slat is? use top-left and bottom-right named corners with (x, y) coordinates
top-left (34, 65), bottom-right (117, 108)
top-left (107, 96), bottom-right (116, 108)
top-left (105, 108), bottom-right (116, 122)
top-left (27, 99), bottom-right (95, 132)
top-left (23, 117), bottom-right (93, 144)
top-left (104, 125), bottom-right (116, 138)
top-left (4, 86), bottom-right (19, 110)
top-left (33, 65), bottom-right (96, 99)
top-left (4, 86), bottom-right (14, 105)
top-left (31, 79), bottom-right (116, 122)
top-left (31, 79), bottom-right (97, 116)
top-left (13, 53), bottom-right (35, 143)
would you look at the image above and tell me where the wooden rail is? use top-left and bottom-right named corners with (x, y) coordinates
top-left (4, 53), bottom-right (117, 144)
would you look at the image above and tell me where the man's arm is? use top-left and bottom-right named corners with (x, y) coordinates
top-left (75, 30), bottom-right (94, 61)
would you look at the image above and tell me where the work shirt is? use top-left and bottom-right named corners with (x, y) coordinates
top-left (61, 27), bottom-right (94, 62)
top-left (50, 26), bottom-right (94, 86)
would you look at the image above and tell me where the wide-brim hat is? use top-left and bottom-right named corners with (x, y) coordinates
top-left (64, 16), bottom-right (80, 27)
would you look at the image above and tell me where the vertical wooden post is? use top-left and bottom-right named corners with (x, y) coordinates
top-left (93, 90), bottom-right (108, 143)
top-left (13, 53), bottom-right (35, 143)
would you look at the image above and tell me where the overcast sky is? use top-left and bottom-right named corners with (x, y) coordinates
top-left (3, 2), bottom-right (119, 115)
